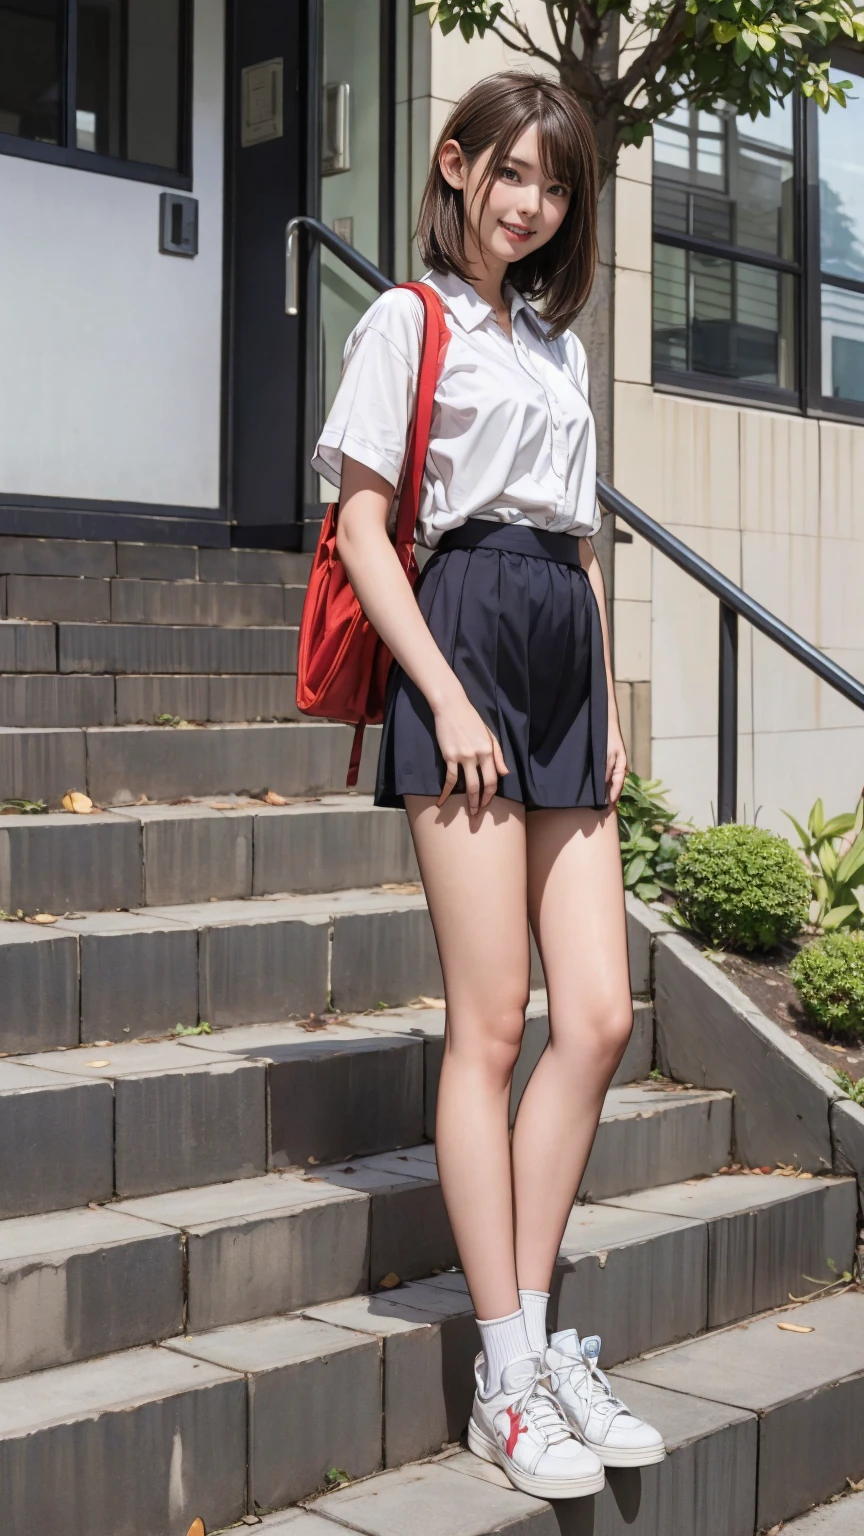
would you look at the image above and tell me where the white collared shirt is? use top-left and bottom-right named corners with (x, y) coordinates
top-left (311, 268), bottom-right (601, 549)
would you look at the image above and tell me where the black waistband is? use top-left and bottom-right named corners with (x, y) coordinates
top-left (435, 519), bottom-right (583, 569)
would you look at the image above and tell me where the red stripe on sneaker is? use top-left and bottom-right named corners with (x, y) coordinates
top-left (505, 1407), bottom-right (527, 1457)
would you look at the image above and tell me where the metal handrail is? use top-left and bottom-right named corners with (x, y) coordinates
top-left (286, 216), bottom-right (864, 822)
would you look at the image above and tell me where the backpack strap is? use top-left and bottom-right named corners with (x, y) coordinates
top-left (393, 283), bottom-right (450, 563)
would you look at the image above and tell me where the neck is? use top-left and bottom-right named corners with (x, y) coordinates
top-left (461, 227), bottom-right (510, 315)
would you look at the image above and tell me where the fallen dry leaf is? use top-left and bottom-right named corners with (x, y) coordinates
top-left (414, 996), bottom-right (446, 1009)
top-left (596, 1250), bottom-right (608, 1269)
top-left (378, 1272), bottom-right (401, 1289)
top-left (186, 1521), bottom-right (205, 1536)
top-left (263, 790), bottom-right (290, 805)
top-left (381, 881), bottom-right (423, 893)
top-left (777, 1322), bottom-right (815, 1333)
top-left (62, 790), bottom-right (93, 815)
top-left (209, 802), bottom-right (235, 811)
top-left (25, 913), bottom-right (58, 925)
top-left (85, 1059), bottom-right (111, 1068)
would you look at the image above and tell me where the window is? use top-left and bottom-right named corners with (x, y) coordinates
top-left (652, 55), bottom-right (864, 420)
top-left (0, 0), bottom-right (191, 185)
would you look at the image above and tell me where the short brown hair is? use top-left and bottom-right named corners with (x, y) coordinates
top-left (416, 71), bottom-right (598, 338)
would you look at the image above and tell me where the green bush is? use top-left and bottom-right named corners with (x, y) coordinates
top-left (790, 932), bottom-right (864, 1036)
top-left (674, 824), bottom-right (810, 952)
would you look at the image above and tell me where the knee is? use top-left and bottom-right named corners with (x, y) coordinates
top-left (592, 999), bottom-right (634, 1067)
top-left (554, 998), bottom-right (633, 1074)
top-left (447, 998), bottom-right (528, 1091)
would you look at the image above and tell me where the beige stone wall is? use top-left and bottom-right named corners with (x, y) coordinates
top-left (613, 149), bottom-right (864, 833)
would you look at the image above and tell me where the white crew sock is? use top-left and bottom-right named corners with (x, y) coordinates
top-left (476, 1308), bottom-right (533, 1395)
top-left (519, 1289), bottom-right (550, 1356)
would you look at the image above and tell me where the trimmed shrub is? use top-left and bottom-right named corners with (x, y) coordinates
top-left (790, 932), bottom-right (864, 1036)
top-left (674, 824), bottom-right (810, 952)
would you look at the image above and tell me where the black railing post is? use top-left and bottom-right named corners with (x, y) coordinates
top-left (718, 602), bottom-right (738, 824)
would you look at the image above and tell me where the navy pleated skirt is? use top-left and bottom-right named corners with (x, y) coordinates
top-left (374, 520), bottom-right (608, 811)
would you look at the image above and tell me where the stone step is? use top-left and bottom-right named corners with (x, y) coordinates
top-left (0, 795), bottom-right (419, 912)
top-left (784, 1492), bottom-right (864, 1531)
top-left (0, 670), bottom-right (306, 727)
top-left (0, 719), bottom-right (380, 807)
top-left (0, 873), bottom-right (652, 1052)
top-left (617, 1289), bottom-right (864, 1530)
top-left (4, 1158), bottom-right (846, 1404)
top-left (0, 1344), bottom-right (248, 1536)
top-left (0, 995), bottom-right (717, 1215)
top-left (300, 1372), bottom-right (760, 1536)
top-left (58, 619), bottom-right (299, 674)
top-left (0, 532), bottom-right (312, 584)
top-left (0, 886), bottom-right (446, 1050)
top-left (4, 1177), bottom-right (854, 1528)
top-left (4, 575), bottom-right (308, 627)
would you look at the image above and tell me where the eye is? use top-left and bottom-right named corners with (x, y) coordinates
top-left (499, 165), bottom-right (520, 182)
top-left (548, 182), bottom-right (570, 198)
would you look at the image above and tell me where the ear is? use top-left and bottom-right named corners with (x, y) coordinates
top-left (438, 138), bottom-right (466, 191)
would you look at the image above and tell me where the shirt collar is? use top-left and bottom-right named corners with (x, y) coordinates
top-left (423, 269), bottom-right (553, 342)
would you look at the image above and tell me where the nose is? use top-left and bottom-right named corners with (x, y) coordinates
top-left (518, 185), bottom-right (541, 221)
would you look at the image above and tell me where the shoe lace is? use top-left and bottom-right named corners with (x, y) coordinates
top-left (554, 1353), bottom-right (629, 1427)
top-left (510, 1364), bottom-right (573, 1445)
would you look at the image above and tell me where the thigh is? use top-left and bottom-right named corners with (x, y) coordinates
top-left (525, 806), bottom-right (631, 1025)
top-left (405, 794), bottom-right (531, 1022)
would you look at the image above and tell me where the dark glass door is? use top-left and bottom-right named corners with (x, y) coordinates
top-left (226, 0), bottom-right (307, 543)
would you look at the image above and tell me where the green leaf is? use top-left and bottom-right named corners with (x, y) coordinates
top-left (712, 19), bottom-right (738, 40)
top-left (836, 835), bottom-right (864, 886)
top-left (821, 904), bottom-right (858, 931)
top-left (810, 799), bottom-right (825, 837)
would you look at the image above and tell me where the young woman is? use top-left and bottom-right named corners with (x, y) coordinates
top-left (312, 70), bottom-right (665, 1501)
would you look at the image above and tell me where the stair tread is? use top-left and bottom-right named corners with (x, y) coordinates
top-left (0, 1343), bottom-right (236, 1434)
top-left (784, 1492), bottom-right (864, 1531)
top-left (0, 791), bottom-right (398, 827)
top-left (616, 1289), bottom-right (864, 1408)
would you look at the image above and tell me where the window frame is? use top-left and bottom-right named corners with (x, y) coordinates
top-left (0, 0), bottom-right (193, 189)
top-left (652, 48), bottom-right (864, 423)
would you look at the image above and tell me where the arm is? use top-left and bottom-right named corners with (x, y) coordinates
top-left (579, 533), bottom-right (628, 806)
top-left (336, 454), bottom-right (508, 814)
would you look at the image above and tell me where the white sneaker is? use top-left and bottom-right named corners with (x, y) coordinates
top-left (545, 1330), bottom-right (666, 1468)
top-left (467, 1351), bottom-right (606, 1499)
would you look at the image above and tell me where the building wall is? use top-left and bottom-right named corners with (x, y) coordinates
top-left (613, 141), bottom-right (864, 833)
top-left (0, 0), bottom-right (225, 510)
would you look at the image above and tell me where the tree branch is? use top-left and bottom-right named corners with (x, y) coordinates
top-left (489, 10), bottom-right (567, 69)
top-left (614, 0), bottom-right (688, 104)
top-left (544, 1), bottom-right (563, 49)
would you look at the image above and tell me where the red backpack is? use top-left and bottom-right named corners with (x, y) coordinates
top-left (295, 282), bottom-right (450, 785)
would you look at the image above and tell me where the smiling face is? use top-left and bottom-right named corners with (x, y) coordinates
top-left (438, 121), bottom-right (572, 275)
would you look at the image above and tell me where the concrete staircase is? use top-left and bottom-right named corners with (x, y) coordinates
top-left (1, 535), bottom-right (863, 1536)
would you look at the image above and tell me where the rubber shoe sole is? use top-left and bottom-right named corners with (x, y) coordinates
top-left (467, 1416), bottom-right (606, 1500)
top-left (581, 1437), bottom-right (667, 1469)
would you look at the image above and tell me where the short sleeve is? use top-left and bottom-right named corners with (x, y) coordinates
top-left (311, 288), bottom-right (425, 492)
top-left (566, 332), bottom-right (590, 401)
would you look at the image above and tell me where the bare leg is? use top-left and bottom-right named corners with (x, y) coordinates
top-left (405, 793), bottom-right (530, 1320)
top-left (512, 807), bottom-right (633, 1291)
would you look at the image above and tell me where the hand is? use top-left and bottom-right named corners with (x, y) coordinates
top-left (606, 721), bottom-right (628, 807)
top-left (433, 685), bottom-right (509, 815)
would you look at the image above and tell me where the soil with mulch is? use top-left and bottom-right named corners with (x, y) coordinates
top-left (709, 937), bottom-right (864, 1082)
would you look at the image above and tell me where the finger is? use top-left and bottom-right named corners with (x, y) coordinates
top-left (479, 751), bottom-right (498, 810)
top-left (436, 761), bottom-right (458, 808)
top-left (463, 761), bottom-right (481, 816)
top-left (490, 735), bottom-right (510, 778)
